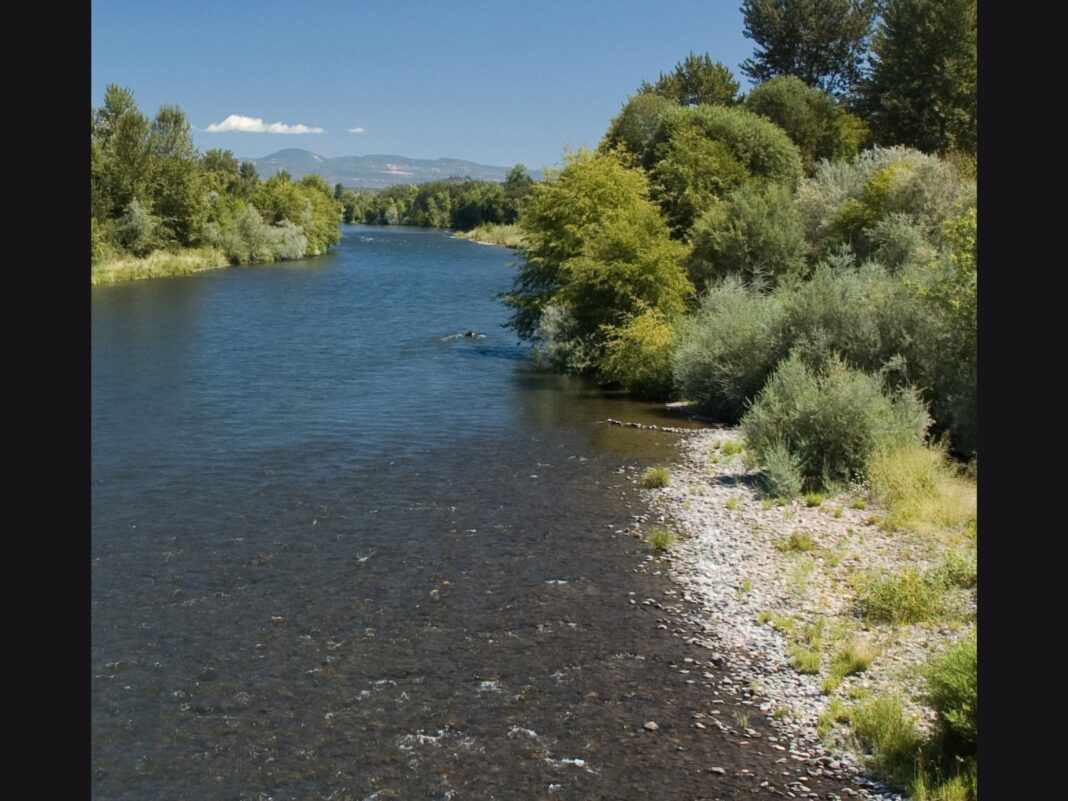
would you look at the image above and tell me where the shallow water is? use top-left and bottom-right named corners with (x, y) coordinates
top-left (92, 225), bottom-right (823, 800)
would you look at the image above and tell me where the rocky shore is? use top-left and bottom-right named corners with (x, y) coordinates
top-left (626, 425), bottom-right (975, 801)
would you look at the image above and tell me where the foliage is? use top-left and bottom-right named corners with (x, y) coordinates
top-left (646, 104), bottom-right (803, 235)
top-left (504, 149), bottom-right (692, 374)
top-left (638, 51), bottom-right (741, 107)
top-left (860, 0), bottom-right (977, 155)
top-left (924, 629), bottom-right (977, 756)
top-left (601, 93), bottom-right (681, 164)
top-left (856, 567), bottom-right (945, 624)
top-left (846, 694), bottom-right (925, 789)
top-left (758, 440), bottom-right (805, 499)
top-left (866, 441), bottom-right (976, 536)
top-left (600, 308), bottom-right (678, 398)
top-left (744, 75), bottom-right (867, 170)
top-left (740, 0), bottom-right (877, 97)
top-left (741, 354), bottom-right (930, 489)
top-left (686, 182), bottom-right (806, 288)
top-left (672, 276), bottom-right (786, 421)
top-left (116, 198), bottom-right (159, 256)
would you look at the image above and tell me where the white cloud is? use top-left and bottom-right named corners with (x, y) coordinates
top-left (205, 114), bottom-right (325, 134)
top-left (347, 127), bottom-right (366, 134)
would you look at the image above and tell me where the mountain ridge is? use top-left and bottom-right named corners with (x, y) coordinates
top-left (241, 148), bottom-right (537, 189)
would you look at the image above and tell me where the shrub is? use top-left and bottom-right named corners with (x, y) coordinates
top-left (672, 276), bottom-right (786, 421)
top-left (924, 629), bottom-right (977, 756)
top-left (742, 354), bottom-right (930, 490)
top-left (759, 440), bottom-right (804, 499)
top-left (640, 466), bottom-right (671, 488)
top-left (822, 640), bottom-right (877, 692)
top-left (775, 531), bottom-right (815, 552)
top-left (686, 183), bottom-right (807, 289)
top-left (804, 492), bottom-right (824, 507)
top-left (600, 308), bottom-right (677, 399)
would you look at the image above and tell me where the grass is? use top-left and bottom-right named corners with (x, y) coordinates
top-left (725, 496), bottom-right (739, 510)
top-left (775, 531), bottom-right (815, 552)
top-left (91, 247), bottom-right (230, 285)
top-left (454, 223), bottom-right (526, 248)
top-left (788, 643), bottom-right (822, 673)
top-left (787, 556), bottom-right (815, 598)
top-left (866, 442), bottom-right (977, 538)
top-left (821, 639), bottom-right (877, 693)
top-left (640, 466), bottom-right (671, 488)
top-left (761, 499), bottom-right (773, 510)
top-left (850, 498), bottom-right (868, 510)
top-left (804, 492), bottom-right (825, 507)
top-left (856, 567), bottom-right (945, 624)
top-left (732, 709), bottom-right (750, 729)
top-left (735, 577), bottom-right (752, 599)
top-left (847, 694), bottom-right (925, 789)
top-left (646, 526), bottom-right (677, 555)
top-left (720, 441), bottom-right (744, 457)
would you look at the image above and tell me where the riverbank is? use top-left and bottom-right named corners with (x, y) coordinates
top-left (453, 222), bottom-right (525, 248)
top-left (635, 425), bottom-right (977, 800)
top-left (91, 247), bottom-right (231, 285)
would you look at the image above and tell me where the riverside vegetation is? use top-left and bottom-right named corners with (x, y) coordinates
top-left (495, 3), bottom-right (976, 797)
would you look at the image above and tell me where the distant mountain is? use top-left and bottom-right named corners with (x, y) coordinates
top-left (241, 148), bottom-right (537, 189)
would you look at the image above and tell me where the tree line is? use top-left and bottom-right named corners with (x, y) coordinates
top-left (335, 165), bottom-right (534, 231)
top-left (91, 85), bottom-right (343, 267)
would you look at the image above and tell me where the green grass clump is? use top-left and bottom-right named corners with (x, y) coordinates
top-left (856, 567), bottom-right (945, 624)
top-left (849, 498), bottom-right (868, 510)
top-left (775, 531), bottom-right (815, 552)
top-left (640, 466), bottom-right (671, 488)
top-left (725, 496), bottom-right (739, 510)
top-left (91, 246), bottom-right (229, 285)
top-left (822, 640), bottom-right (877, 693)
top-left (720, 440), bottom-right (744, 457)
top-left (931, 548), bottom-right (977, 590)
top-left (788, 644), bottom-right (822, 673)
top-left (646, 526), bottom-right (677, 555)
top-left (804, 492), bottom-right (825, 507)
top-left (866, 442), bottom-right (976, 537)
top-left (847, 695), bottom-right (925, 789)
top-left (455, 223), bottom-right (526, 248)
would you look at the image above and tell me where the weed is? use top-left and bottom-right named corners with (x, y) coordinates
top-left (726, 496), bottom-right (739, 510)
top-left (847, 695), bottom-right (925, 790)
top-left (856, 568), bottom-right (945, 624)
top-left (850, 498), bottom-right (868, 510)
top-left (804, 492), bottom-right (825, 507)
top-left (771, 705), bottom-right (796, 720)
top-left (866, 442), bottom-right (976, 537)
top-left (640, 466), bottom-right (671, 488)
top-left (833, 506), bottom-right (844, 518)
top-left (788, 644), bottom-right (822, 673)
top-left (775, 531), bottom-right (815, 552)
top-left (761, 499), bottom-right (773, 510)
top-left (822, 640), bottom-right (877, 692)
top-left (736, 577), bottom-right (752, 599)
top-left (721, 441), bottom-right (745, 457)
top-left (646, 526), bottom-right (677, 555)
top-left (732, 709), bottom-right (750, 729)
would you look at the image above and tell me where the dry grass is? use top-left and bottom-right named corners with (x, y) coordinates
top-left (91, 247), bottom-right (230, 285)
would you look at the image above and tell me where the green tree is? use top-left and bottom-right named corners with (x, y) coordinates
top-left (740, 0), bottom-right (877, 97)
top-left (502, 164), bottom-right (535, 223)
top-left (645, 104), bottom-right (804, 236)
top-left (148, 104), bottom-right (206, 247)
top-left (504, 150), bottom-right (692, 373)
top-left (639, 52), bottom-right (741, 107)
top-left (744, 75), bottom-right (868, 170)
top-left (601, 93), bottom-right (681, 164)
top-left (92, 84), bottom-right (153, 220)
top-left (859, 0), bottom-right (977, 155)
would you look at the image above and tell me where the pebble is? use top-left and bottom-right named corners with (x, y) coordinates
top-left (643, 721), bottom-right (659, 731)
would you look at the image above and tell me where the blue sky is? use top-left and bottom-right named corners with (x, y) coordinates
top-left (92, 0), bottom-right (755, 171)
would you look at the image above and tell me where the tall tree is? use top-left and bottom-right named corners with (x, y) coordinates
top-left (859, 0), bottom-right (977, 156)
top-left (640, 52), bottom-right (741, 107)
top-left (740, 0), bottom-right (877, 97)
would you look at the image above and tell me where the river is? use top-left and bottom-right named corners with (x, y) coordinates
top-left (92, 225), bottom-right (800, 800)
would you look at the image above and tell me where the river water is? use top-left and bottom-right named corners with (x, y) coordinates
top-left (92, 225), bottom-right (801, 800)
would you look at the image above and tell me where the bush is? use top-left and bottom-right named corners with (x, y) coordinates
top-left (744, 75), bottom-right (866, 170)
top-left (600, 308), bottom-right (677, 399)
top-left (686, 183), bottom-right (806, 289)
top-left (759, 441), bottom-right (804, 499)
top-left (742, 354), bottom-right (930, 489)
top-left (672, 276), bottom-right (786, 421)
top-left (847, 695), bottom-right (925, 789)
top-left (646, 526), bottom-right (677, 555)
top-left (924, 630), bottom-right (977, 756)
